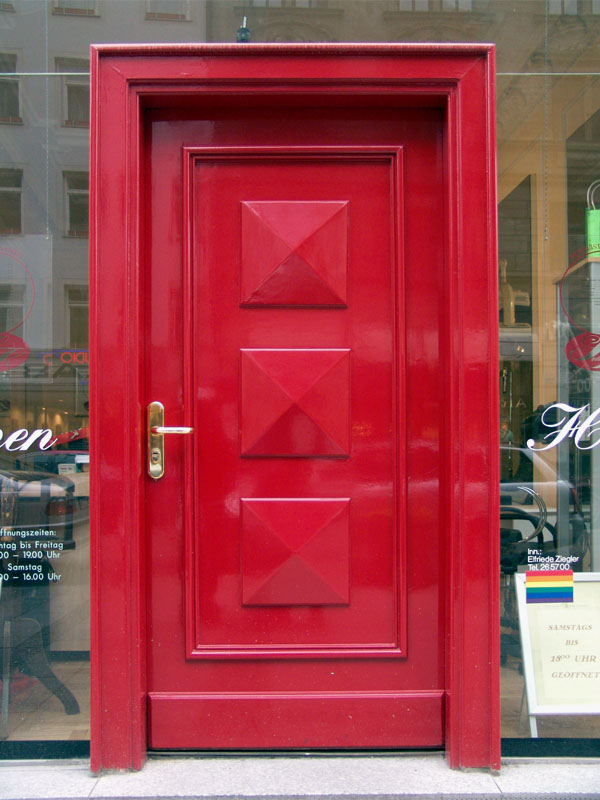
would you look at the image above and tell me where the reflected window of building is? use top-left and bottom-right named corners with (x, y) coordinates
top-left (0, 54), bottom-right (21, 125)
top-left (548, 0), bottom-right (579, 13)
top-left (392, 1), bottom-right (428, 9)
top-left (56, 59), bottom-right (89, 128)
top-left (390, 0), bottom-right (473, 10)
top-left (0, 284), bottom-right (24, 332)
top-left (0, 168), bottom-right (22, 235)
top-left (66, 286), bottom-right (88, 349)
top-left (64, 172), bottom-right (89, 238)
top-left (246, 1), bottom-right (329, 8)
top-left (145, 0), bottom-right (190, 21)
top-left (52, 0), bottom-right (98, 16)
top-left (441, 0), bottom-right (473, 9)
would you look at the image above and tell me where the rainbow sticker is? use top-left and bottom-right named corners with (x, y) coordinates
top-left (526, 570), bottom-right (574, 603)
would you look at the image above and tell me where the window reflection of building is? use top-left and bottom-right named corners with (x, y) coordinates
top-left (65, 286), bottom-right (88, 349)
top-left (145, 0), bottom-right (190, 21)
top-left (0, 169), bottom-right (22, 235)
top-left (52, 0), bottom-right (98, 17)
top-left (392, 0), bottom-right (474, 9)
top-left (0, 284), bottom-right (25, 332)
top-left (63, 172), bottom-right (89, 238)
top-left (246, 1), bottom-right (320, 7)
top-left (0, 53), bottom-right (20, 124)
top-left (549, 0), bottom-right (579, 13)
top-left (56, 59), bottom-right (89, 128)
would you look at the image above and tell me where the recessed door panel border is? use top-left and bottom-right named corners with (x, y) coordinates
top-left (148, 690), bottom-right (445, 750)
top-left (182, 147), bottom-right (406, 661)
top-left (91, 44), bottom-right (499, 772)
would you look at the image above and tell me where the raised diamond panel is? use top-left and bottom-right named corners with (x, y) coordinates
top-left (241, 348), bottom-right (350, 457)
top-left (241, 201), bottom-right (348, 307)
top-left (241, 498), bottom-right (350, 606)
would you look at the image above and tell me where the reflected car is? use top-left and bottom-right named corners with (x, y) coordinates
top-left (12, 448), bottom-right (89, 477)
top-left (0, 466), bottom-right (89, 546)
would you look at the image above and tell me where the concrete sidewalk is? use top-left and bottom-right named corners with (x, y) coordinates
top-left (1, 755), bottom-right (600, 799)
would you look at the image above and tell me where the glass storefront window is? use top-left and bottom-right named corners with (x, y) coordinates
top-left (1, 0), bottom-right (599, 757)
top-left (496, 71), bottom-right (600, 745)
top-left (1, 12), bottom-right (91, 748)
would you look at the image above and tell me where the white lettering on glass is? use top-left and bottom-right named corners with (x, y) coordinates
top-left (527, 403), bottom-right (600, 451)
top-left (0, 428), bottom-right (57, 452)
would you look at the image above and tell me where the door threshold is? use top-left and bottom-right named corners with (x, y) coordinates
top-left (148, 748), bottom-right (444, 759)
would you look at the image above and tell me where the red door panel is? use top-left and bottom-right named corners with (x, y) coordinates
top-left (147, 111), bottom-right (445, 749)
top-left (240, 200), bottom-right (348, 307)
top-left (241, 497), bottom-right (351, 606)
top-left (240, 347), bottom-right (351, 458)
top-left (149, 693), bottom-right (443, 750)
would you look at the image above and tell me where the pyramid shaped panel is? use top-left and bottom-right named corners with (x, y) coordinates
top-left (241, 349), bottom-right (350, 457)
top-left (240, 201), bottom-right (348, 307)
top-left (241, 498), bottom-right (350, 606)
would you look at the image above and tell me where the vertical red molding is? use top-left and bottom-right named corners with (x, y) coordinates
top-left (90, 51), bottom-right (147, 772)
top-left (90, 44), bottom-right (498, 771)
top-left (444, 52), bottom-right (500, 771)
top-left (484, 48), bottom-right (501, 773)
top-left (88, 43), bottom-right (100, 775)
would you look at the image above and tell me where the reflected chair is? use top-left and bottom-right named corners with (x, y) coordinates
top-left (500, 489), bottom-right (557, 670)
top-left (1, 576), bottom-right (80, 739)
top-left (0, 474), bottom-right (80, 740)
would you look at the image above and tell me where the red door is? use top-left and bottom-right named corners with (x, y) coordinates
top-left (92, 45), bottom-right (500, 770)
top-left (145, 108), bottom-right (446, 749)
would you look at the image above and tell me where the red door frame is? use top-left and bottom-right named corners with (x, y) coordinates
top-left (90, 44), bottom-right (499, 772)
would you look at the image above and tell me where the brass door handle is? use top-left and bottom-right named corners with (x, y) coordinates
top-left (151, 426), bottom-right (194, 435)
top-left (147, 401), bottom-right (193, 480)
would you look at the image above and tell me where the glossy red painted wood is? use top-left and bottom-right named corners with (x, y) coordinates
top-left (240, 498), bottom-right (351, 606)
top-left (241, 200), bottom-right (348, 306)
top-left (150, 144), bottom-right (420, 738)
top-left (91, 44), bottom-right (498, 772)
top-left (148, 691), bottom-right (444, 749)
